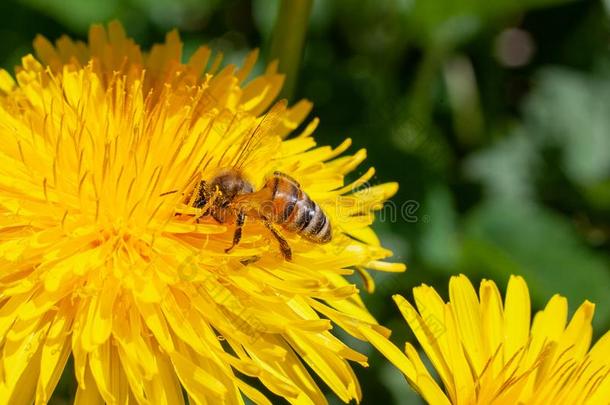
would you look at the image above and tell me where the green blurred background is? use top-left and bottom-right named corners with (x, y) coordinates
top-left (4, 0), bottom-right (609, 403)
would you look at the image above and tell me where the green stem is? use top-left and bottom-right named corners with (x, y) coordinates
top-left (407, 45), bottom-right (446, 128)
top-left (443, 55), bottom-right (484, 147)
top-left (268, 0), bottom-right (313, 101)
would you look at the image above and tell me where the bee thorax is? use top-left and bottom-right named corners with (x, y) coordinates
top-left (210, 171), bottom-right (254, 200)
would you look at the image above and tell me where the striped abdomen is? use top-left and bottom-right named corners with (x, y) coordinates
top-left (265, 172), bottom-right (332, 243)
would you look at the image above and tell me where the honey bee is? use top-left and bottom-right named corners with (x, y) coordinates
top-left (181, 101), bottom-right (332, 261)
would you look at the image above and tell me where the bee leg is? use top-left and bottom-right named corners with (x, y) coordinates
top-left (263, 220), bottom-right (292, 261)
top-left (195, 208), bottom-right (210, 224)
top-left (225, 210), bottom-right (246, 254)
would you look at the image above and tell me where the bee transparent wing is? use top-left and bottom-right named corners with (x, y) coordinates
top-left (231, 99), bottom-right (287, 170)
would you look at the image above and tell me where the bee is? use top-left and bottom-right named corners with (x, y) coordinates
top-left (181, 100), bottom-right (332, 261)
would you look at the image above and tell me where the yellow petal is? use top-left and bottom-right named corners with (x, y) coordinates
top-left (135, 299), bottom-right (175, 353)
top-left (479, 279), bottom-right (504, 361)
top-left (74, 361), bottom-right (104, 405)
top-left (170, 349), bottom-right (228, 401)
top-left (503, 275), bottom-right (531, 360)
top-left (404, 343), bottom-right (451, 405)
top-left (359, 325), bottom-right (416, 382)
top-left (36, 304), bottom-right (73, 404)
top-left (81, 276), bottom-right (119, 350)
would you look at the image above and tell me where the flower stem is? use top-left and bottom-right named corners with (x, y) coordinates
top-left (269, 0), bottom-right (313, 101)
top-left (407, 45), bottom-right (446, 128)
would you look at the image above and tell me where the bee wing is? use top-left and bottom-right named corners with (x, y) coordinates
top-left (231, 99), bottom-right (287, 170)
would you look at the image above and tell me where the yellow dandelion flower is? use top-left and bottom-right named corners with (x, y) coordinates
top-left (0, 21), bottom-right (405, 404)
top-left (381, 275), bottom-right (610, 405)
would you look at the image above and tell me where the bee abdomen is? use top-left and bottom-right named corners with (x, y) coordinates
top-left (297, 197), bottom-right (331, 243)
top-left (268, 173), bottom-right (299, 224)
top-left (267, 172), bottom-right (332, 244)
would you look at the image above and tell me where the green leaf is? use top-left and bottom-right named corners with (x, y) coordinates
top-left (380, 362), bottom-right (425, 405)
top-left (525, 67), bottom-right (610, 187)
top-left (19, 0), bottom-right (120, 33)
top-left (465, 129), bottom-right (539, 201)
top-left (418, 185), bottom-right (460, 271)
